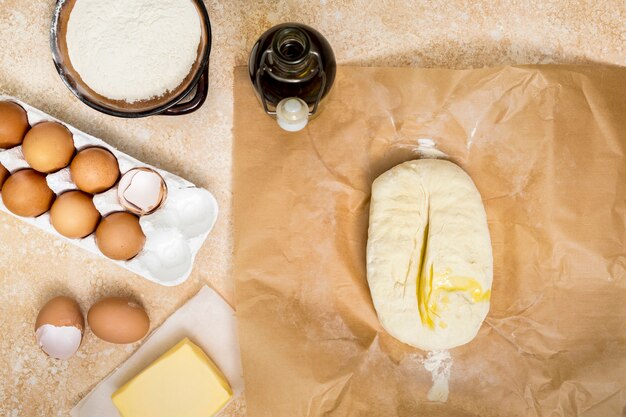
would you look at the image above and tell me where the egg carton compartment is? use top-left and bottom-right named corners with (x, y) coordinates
top-left (0, 95), bottom-right (218, 286)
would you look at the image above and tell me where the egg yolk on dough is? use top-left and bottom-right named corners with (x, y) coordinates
top-left (415, 218), bottom-right (490, 329)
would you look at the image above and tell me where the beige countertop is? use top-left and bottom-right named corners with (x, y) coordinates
top-left (0, 1), bottom-right (623, 416)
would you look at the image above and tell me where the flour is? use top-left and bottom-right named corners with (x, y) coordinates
top-left (423, 350), bottom-right (452, 402)
top-left (66, 0), bottom-right (201, 102)
top-left (416, 138), bottom-right (447, 158)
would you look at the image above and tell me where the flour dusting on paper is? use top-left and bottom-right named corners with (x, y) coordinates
top-left (393, 138), bottom-right (448, 159)
top-left (423, 350), bottom-right (452, 402)
top-left (416, 138), bottom-right (447, 158)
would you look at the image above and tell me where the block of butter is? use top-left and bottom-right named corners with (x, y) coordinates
top-left (112, 337), bottom-right (233, 417)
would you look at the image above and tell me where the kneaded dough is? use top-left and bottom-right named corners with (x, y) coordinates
top-left (367, 159), bottom-right (493, 351)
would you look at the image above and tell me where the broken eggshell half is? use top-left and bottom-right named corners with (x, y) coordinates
top-left (34, 296), bottom-right (84, 360)
top-left (117, 167), bottom-right (167, 216)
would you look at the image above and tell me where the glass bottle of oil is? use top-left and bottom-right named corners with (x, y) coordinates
top-left (249, 23), bottom-right (336, 131)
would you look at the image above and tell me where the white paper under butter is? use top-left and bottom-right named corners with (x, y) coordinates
top-left (367, 159), bottom-right (493, 351)
top-left (71, 286), bottom-right (244, 417)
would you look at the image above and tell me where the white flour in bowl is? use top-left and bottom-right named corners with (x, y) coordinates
top-left (66, 0), bottom-right (202, 103)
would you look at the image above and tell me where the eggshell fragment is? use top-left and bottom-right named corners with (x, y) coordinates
top-left (35, 325), bottom-right (83, 360)
top-left (117, 167), bottom-right (167, 215)
top-left (35, 296), bottom-right (84, 360)
top-left (87, 297), bottom-right (150, 344)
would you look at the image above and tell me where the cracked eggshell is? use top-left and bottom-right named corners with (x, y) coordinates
top-left (118, 168), bottom-right (167, 215)
top-left (35, 296), bottom-right (84, 359)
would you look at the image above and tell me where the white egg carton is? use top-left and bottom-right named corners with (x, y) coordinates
top-left (0, 95), bottom-right (218, 286)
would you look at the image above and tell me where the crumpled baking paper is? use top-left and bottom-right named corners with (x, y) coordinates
top-left (71, 285), bottom-right (244, 417)
top-left (233, 65), bottom-right (626, 417)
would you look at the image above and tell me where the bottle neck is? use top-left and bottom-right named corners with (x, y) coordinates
top-left (267, 27), bottom-right (318, 81)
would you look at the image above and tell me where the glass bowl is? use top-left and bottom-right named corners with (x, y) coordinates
top-left (50, 0), bottom-right (211, 117)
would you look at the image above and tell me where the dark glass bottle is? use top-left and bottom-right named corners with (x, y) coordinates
top-left (249, 23), bottom-right (336, 131)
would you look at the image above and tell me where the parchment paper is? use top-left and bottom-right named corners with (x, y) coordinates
top-left (71, 286), bottom-right (244, 417)
top-left (233, 65), bottom-right (626, 417)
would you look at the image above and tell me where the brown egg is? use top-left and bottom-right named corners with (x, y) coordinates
top-left (0, 101), bottom-right (29, 149)
top-left (22, 122), bottom-right (75, 173)
top-left (35, 296), bottom-right (84, 359)
top-left (87, 297), bottom-right (150, 344)
top-left (0, 164), bottom-right (8, 190)
top-left (95, 212), bottom-right (145, 260)
top-left (1, 169), bottom-right (54, 217)
top-left (70, 147), bottom-right (119, 194)
top-left (50, 191), bottom-right (101, 238)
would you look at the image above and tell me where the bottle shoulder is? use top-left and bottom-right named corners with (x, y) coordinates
top-left (249, 23), bottom-right (336, 80)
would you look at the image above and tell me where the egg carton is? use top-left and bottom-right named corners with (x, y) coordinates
top-left (0, 95), bottom-right (218, 286)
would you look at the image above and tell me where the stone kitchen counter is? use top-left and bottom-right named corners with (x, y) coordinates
top-left (0, 1), bottom-right (623, 415)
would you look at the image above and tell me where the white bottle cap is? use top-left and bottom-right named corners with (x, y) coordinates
top-left (276, 97), bottom-right (309, 132)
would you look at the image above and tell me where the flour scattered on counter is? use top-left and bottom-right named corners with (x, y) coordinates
top-left (490, 27), bottom-right (504, 41)
top-left (423, 350), bottom-right (452, 402)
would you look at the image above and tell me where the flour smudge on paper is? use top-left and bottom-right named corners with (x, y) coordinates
top-left (423, 350), bottom-right (452, 402)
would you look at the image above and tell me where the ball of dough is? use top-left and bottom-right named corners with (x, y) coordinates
top-left (367, 159), bottom-right (493, 351)
top-left (70, 147), bottom-right (120, 194)
top-left (95, 212), bottom-right (145, 260)
top-left (50, 191), bottom-right (101, 238)
top-left (0, 101), bottom-right (29, 149)
top-left (22, 122), bottom-right (75, 173)
top-left (1, 169), bottom-right (54, 217)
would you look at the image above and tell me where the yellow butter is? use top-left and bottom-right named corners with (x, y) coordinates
top-left (112, 338), bottom-right (233, 417)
